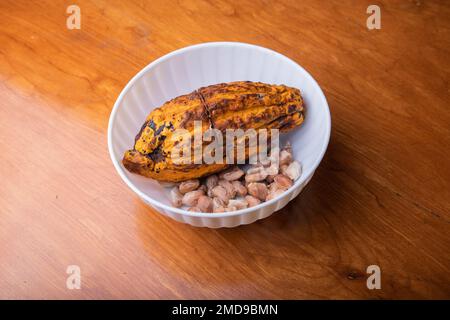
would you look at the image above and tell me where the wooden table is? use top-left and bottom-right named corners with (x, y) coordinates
top-left (1, 0), bottom-right (449, 299)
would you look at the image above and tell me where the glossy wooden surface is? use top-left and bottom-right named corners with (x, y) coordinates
top-left (0, 0), bottom-right (449, 299)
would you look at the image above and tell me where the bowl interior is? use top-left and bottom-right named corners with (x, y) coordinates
top-left (109, 42), bottom-right (330, 210)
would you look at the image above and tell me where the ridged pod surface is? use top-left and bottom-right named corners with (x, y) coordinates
top-left (123, 81), bottom-right (304, 182)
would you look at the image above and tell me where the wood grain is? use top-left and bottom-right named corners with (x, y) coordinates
top-left (0, 0), bottom-right (449, 299)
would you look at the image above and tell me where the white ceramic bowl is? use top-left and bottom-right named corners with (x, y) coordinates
top-left (108, 42), bottom-right (331, 228)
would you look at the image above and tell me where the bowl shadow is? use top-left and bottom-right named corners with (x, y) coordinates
top-left (133, 134), bottom-right (353, 298)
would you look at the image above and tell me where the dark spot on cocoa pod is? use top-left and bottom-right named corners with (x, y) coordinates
top-left (148, 119), bottom-right (157, 131)
top-left (288, 104), bottom-right (298, 113)
top-left (135, 120), bottom-right (149, 142)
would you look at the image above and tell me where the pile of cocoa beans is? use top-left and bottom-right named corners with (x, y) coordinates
top-left (166, 142), bottom-right (301, 213)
